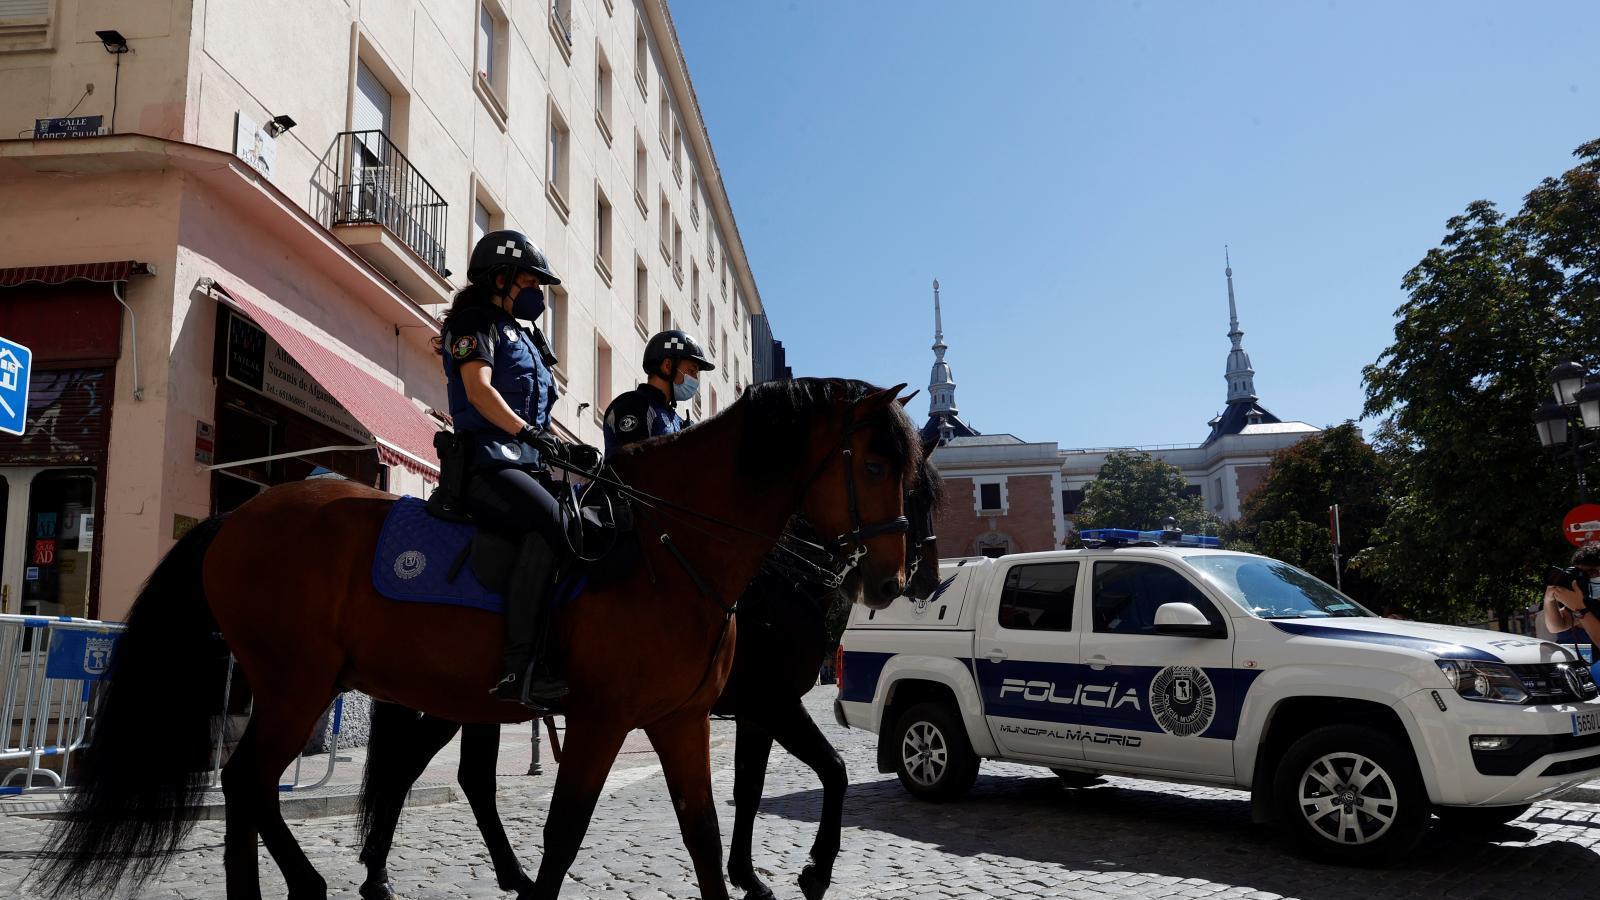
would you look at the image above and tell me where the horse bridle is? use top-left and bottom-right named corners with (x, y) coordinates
top-left (806, 400), bottom-right (911, 581)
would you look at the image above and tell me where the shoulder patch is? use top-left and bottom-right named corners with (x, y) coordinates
top-left (451, 335), bottom-right (479, 359)
top-left (618, 414), bottom-right (640, 432)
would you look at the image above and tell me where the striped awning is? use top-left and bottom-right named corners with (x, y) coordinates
top-left (0, 260), bottom-right (139, 288)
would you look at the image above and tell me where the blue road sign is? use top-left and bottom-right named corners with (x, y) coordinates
top-left (0, 336), bottom-right (32, 437)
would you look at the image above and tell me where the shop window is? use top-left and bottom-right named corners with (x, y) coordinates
top-left (20, 470), bottom-right (96, 620)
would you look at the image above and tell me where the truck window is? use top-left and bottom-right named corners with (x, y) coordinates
top-left (997, 562), bottom-right (1079, 631)
top-left (1091, 561), bottom-right (1225, 635)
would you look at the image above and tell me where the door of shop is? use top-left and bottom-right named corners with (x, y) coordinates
top-left (0, 467), bottom-right (95, 619)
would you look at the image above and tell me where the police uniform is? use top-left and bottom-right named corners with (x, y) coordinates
top-left (601, 382), bottom-right (684, 457)
top-left (442, 305), bottom-right (559, 470)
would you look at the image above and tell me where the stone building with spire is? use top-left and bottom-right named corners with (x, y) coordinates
top-left (925, 256), bottom-right (1321, 557)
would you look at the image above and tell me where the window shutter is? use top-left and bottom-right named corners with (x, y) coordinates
top-left (354, 62), bottom-right (392, 135)
top-left (0, 0), bottom-right (50, 19)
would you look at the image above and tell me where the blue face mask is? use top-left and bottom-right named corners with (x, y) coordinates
top-left (673, 374), bottom-right (699, 402)
top-left (509, 284), bottom-right (546, 322)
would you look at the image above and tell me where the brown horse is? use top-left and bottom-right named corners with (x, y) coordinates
top-left (35, 378), bottom-right (922, 900)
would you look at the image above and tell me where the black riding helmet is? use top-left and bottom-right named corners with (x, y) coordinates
top-left (467, 229), bottom-right (562, 286)
top-left (643, 329), bottom-right (715, 375)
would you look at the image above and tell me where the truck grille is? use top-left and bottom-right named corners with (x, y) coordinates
top-left (1510, 663), bottom-right (1598, 704)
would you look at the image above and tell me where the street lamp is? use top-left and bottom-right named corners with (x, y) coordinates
top-left (1533, 362), bottom-right (1599, 501)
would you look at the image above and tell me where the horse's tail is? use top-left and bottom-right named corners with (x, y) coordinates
top-left (32, 514), bottom-right (231, 900)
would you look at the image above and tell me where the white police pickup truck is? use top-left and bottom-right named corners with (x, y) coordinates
top-left (835, 530), bottom-right (1600, 864)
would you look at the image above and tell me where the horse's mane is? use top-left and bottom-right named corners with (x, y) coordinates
top-left (733, 377), bottom-right (922, 490)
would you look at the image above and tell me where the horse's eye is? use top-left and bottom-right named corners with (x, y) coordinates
top-left (864, 462), bottom-right (887, 478)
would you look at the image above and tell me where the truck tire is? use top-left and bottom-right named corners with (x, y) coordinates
top-left (1434, 804), bottom-right (1532, 831)
top-left (1272, 724), bottom-right (1429, 866)
top-left (891, 702), bottom-right (979, 801)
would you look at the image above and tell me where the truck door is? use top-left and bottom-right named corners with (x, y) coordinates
top-left (1081, 559), bottom-right (1237, 777)
top-left (973, 560), bottom-right (1086, 763)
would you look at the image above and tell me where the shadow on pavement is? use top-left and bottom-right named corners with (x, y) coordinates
top-left (755, 768), bottom-right (1600, 899)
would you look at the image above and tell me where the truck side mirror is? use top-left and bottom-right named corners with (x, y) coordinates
top-left (1153, 602), bottom-right (1225, 638)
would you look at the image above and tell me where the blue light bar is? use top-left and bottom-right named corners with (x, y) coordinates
top-left (1079, 528), bottom-right (1221, 548)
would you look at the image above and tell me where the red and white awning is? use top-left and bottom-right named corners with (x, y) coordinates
top-left (206, 280), bottom-right (440, 478)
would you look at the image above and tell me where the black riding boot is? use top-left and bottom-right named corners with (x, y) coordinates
top-left (491, 533), bottom-right (569, 707)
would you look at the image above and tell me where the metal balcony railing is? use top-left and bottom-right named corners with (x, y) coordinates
top-left (312, 130), bottom-right (448, 276)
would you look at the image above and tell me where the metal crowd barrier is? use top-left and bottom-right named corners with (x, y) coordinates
top-left (0, 613), bottom-right (341, 797)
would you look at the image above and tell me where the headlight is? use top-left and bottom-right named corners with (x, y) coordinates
top-left (1436, 660), bottom-right (1529, 704)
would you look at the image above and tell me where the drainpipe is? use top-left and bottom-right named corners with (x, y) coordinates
top-left (111, 280), bottom-right (143, 400)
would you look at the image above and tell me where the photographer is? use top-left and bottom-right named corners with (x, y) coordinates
top-left (1542, 544), bottom-right (1600, 674)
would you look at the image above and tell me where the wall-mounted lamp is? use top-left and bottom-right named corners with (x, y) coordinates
top-left (264, 114), bottom-right (297, 137)
top-left (94, 29), bottom-right (129, 53)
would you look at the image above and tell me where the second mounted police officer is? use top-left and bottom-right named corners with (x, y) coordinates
top-left (601, 329), bottom-right (715, 457)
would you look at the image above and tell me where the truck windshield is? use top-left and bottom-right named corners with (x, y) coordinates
top-left (1186, 555), bottom-right (1372, 619)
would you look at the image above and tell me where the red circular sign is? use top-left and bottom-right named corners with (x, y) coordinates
top-left (1563, 504), bottom-right (1600, 547)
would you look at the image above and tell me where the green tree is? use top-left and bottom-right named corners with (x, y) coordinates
top-left (1360, 139), bottom-right (1600, 626)
top-left (1074, 450), bottom-right (1219, 535)
top-left (1232, 423), bottom-right (1392, 609)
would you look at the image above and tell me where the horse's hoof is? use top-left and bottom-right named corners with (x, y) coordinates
top-left (740, 887), bottom-right (778, 900)
top-left (358, 880), bottom-right (396, 900)
top-left (799, 864), bottom-right (832, 900)
top-left (502, 874), bottom-right (536, 894)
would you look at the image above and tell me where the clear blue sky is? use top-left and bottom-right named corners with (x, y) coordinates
top-left (672, 1), bottom-right (1595, 447)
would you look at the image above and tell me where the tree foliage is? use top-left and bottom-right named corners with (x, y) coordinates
top-left (1074, 450), bottom-right (1219, 535)
top-left (1359, 139), bottom-right (1600, 624)
top-left (1230, 423), bottom-right (1392, 609)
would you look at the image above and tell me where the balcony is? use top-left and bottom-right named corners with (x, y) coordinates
top-left (313, 130), bottom-right (451, 302)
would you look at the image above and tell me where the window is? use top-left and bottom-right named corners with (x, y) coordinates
top-left (633, 134), bottom-right (649, 214)
top-left (658, 191), bottom-right (671, 260)
top-left (550, 0), bottom-right (574, 54)
top-left (690, 262), bottom-right (701, 321)
top-left (542, 286), bottom-right (569, 376)
top-left (1183, 484), bottom-right (1202, 499)
top-left (707, 219), bottom-right (717, 268)
top-left (980, 542), bottom-right (1009, 559)
top-left (471, 199), bottom-right (493, 250)
top-left (720, 255), bottom-right (728, 297)
top-left (594, 336), bottom-right (612, 419)
top-left (732, 290), bottom-right (741, 331)
top-left (1061, 489), bottom-right (1085, 514)
top-left (594, 48), bottom-right (614, 143)
top-left (1213, 477), bottom-right (1224, 510)
top-left (720, 330), bottom-right (728, 366)
top-left (671, 121), bottom-right (683, 183)
top-left (634, 259), bottom-right (648, 329)
top-left (690, 175), bottom-right (701, 228)
top-left (692, 391), bottom-right (703, 420)
top-left (660, 299), bottom-right (672, 334)
top-left (477, 1), bottom-right (509, 115)
top-left (671, 220), bottom-right (684, 283)
top-left (634, 17), bottom-right (649, 96)
top-left (355, 61), bottom-right (394, 138)
top-left (705, 295), bottom-right (714, 338)
top-left (0, 0), bottom-right (49, 51)
top-left (547, 105), bottom-right (571, 216)
top-left (709, 386), bottom-right (718, 417)
top-left (658, 93), bottom-right (671, 153)
top-left (998, 562), bottom-right (1080, 631)
top-left (733, 355), bottom-right (740, 388)
top-left (594, 186), bottom-right (613, 283)
top-left (979, 482), bottom-right (1003, 512)
top-left (1091, 561), bottom-right (1225, 635)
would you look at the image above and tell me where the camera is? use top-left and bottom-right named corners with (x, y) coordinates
top-left (1547, 565), bottom-right (1589, 592)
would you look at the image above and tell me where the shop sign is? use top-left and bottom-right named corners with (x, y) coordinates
top-left (224, 311), bottom-right (369, 441)
top-left (233, 112), bottom-right (278, 179)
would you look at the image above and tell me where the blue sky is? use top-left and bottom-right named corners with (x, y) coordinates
top-left (672, 1), bottom-right (1596, 447)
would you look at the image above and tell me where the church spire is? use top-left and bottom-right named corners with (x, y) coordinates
top-left (928, 279), bottom-right (958, 436)
top-left (1223, 247), bottom-right (1258, 404)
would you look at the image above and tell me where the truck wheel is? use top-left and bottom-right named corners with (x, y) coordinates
top-left (892, 702), bottom-right (978, 801)
top-left (1434, 804), bottom-right (1532, 831)
top-left (1272, 724), bottom-right (1429, 866)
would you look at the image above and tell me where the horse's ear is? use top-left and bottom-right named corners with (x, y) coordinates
top-left (853, 383), bottom-right (907, 419)
top-left (896, 389), bottom-right (920, 408)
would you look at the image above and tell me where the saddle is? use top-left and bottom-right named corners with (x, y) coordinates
top-left (373, 433), bottom-right (637, 612)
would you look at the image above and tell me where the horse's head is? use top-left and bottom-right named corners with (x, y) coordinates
top-left (739, 379), bottom-right (923, 609)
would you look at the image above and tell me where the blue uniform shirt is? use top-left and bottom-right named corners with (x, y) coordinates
top-left (442, 306), bottom-right (558, 467)
top-left (602, 382), bottom-right (684, 457)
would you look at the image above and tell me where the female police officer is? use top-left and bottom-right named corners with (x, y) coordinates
top-left (441, 229), bottom-right (579, 706)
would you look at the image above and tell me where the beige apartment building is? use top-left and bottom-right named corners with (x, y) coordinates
top-left (0, 0), bottom-right (763, 621)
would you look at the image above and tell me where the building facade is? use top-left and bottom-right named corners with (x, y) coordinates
top-left (926, 261), bottom-right (1321, 557)
top-left (0, 0), bottom-right (764, 620)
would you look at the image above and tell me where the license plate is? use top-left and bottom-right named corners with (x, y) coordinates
top-left (1573, 710), bottom-right (1600, 738)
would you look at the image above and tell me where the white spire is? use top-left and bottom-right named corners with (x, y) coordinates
top-left (929, 278), bottom-right (958, 420)
top-left (1224, 247), bottom-right (1258, 404)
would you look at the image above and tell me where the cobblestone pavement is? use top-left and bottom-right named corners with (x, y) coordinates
top-left (6, 686), bottom-right (1600, 898)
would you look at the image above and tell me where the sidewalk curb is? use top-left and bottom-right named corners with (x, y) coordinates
top-left (0, 782), bottom-right (460, 822)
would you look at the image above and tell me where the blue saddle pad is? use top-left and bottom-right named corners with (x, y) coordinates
top-left (372, 496), bottom-right (505, 614)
